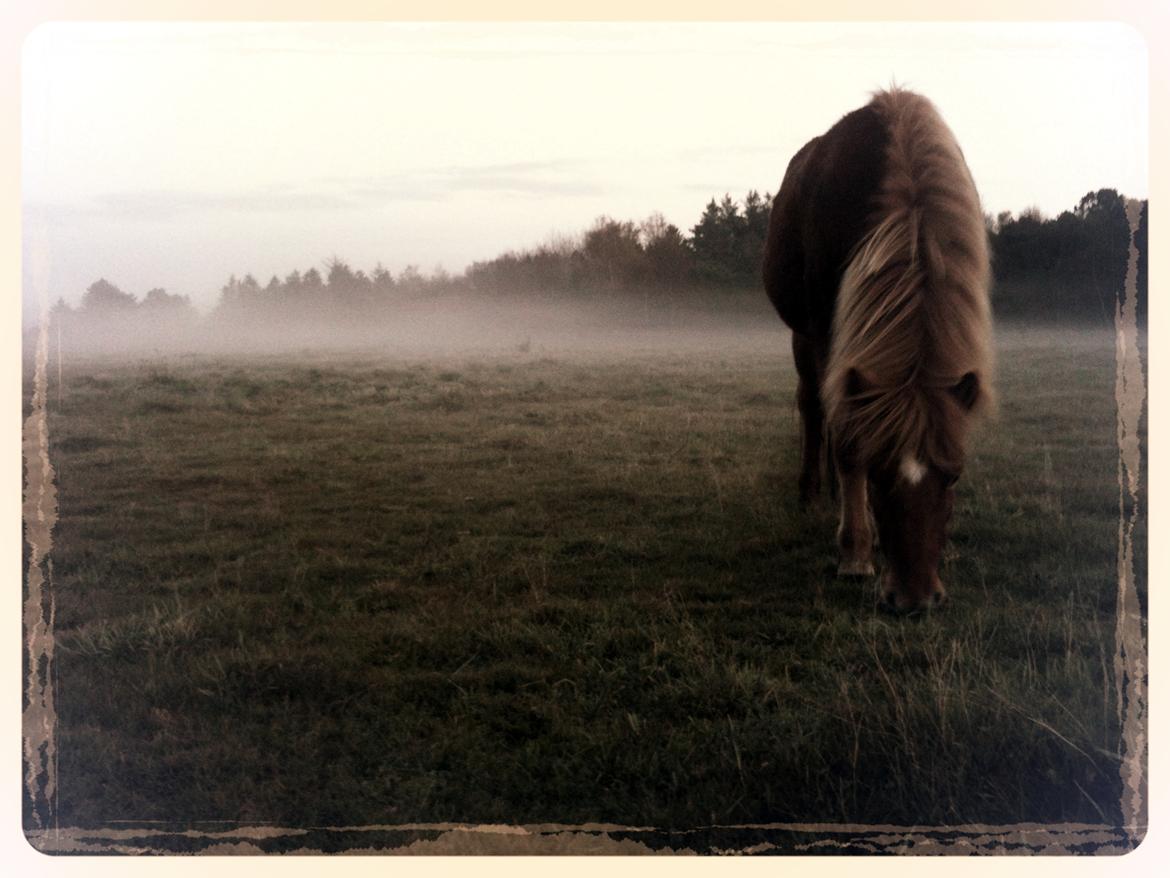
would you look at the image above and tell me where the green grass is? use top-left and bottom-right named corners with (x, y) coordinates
top-left (34, 325), bottom-right (1142, 829)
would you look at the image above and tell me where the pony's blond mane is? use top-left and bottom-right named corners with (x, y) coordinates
top-left (824, 88), bottom-right (993, 471)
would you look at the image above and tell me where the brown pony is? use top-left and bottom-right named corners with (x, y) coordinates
top-left (763, 88), bottom-right (992, 612)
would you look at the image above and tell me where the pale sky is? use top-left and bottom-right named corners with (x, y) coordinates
top-left (21, 22), bottom-right (1148, 317)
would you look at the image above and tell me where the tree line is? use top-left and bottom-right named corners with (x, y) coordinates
top-left (990, 189), bottom-right (1147, 323)
top-left (52, 187), bottom-right (1148, 335)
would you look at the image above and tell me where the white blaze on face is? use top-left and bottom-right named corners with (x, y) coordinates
top-left (900, 455), bottom-right (927, 485)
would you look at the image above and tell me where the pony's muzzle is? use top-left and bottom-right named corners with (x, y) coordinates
top-left (880, 576), bottom-right (947, 614)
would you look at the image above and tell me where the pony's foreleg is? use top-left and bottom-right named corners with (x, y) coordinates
top-left (797, 384), bottom-right (824, 504)
top-left (792, 332), bottom-right (825, 505)
top-left (835, 462), bottom-right (875, 577)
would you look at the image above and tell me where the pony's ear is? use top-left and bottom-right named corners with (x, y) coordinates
top-left (845, 367), bottom-right (876, 399)
top-left (950, 371), bottom-right (980, 411)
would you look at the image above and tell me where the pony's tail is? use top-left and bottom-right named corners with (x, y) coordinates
top-left (824, 88), bottom-right (993, 466)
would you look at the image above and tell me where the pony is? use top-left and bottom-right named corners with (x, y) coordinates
top-left (762, 88), bottom-right (992, 612)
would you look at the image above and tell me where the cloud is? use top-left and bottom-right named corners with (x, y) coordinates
top-left (28, 159), bottom-right (607, 223)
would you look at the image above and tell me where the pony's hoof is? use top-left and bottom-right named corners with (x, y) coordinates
top-left (837, 559), bottom-right (875, 577)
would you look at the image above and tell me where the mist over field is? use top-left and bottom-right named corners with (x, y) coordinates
top-left (27, 180), bottom-right (1147, 369)
top-left (34, 292), bottom-right (783, 361)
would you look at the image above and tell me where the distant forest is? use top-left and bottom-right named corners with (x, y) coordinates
top-left (51, 187), bottom-right (1148, 336)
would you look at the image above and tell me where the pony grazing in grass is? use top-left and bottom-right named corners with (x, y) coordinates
top-left (763, 88), bottom-right (993, 612)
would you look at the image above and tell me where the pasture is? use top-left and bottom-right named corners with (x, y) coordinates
top-left (33, 322), bottom-right (1141, 834)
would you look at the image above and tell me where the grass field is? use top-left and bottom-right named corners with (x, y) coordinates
top-left (29, 321), bottom-right (1143, 832)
